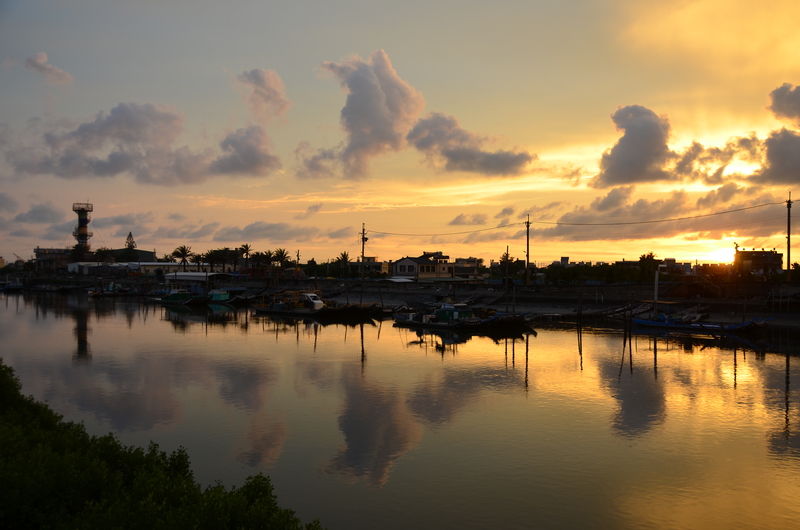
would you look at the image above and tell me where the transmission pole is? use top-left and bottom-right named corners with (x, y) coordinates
top-left (525, 214), bottom-right (531, 286)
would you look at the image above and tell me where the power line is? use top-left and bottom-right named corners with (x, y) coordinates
top-left (367, 202), bottom-right (783, 237)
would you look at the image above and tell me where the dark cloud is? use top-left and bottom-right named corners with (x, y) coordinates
top-left (24, 52), bottom-right (73, 85)
top-left (525, 188), bottom-right (785, 242)
top-left (0, 192), bottom-right (18, 212)
top-left (152, 222), bottom-right (220, 240)
top-left (592, 186), bottom-right (635, 212)
top-left (295, 203), bottom-right (323, 220)
top-left (590, 105), bottom-right (674, 188)
top-left (449, 213), bottom-right (488, 226)
top-left (294, 143), bottom-right (339, 179)
top-left (214, 221), bottom-right (319, 242)
top-left (327, 226), bottom-right (356, 239)
top-left (6, 103), bottom-right (281, 185)
top-left (92, 212), bottom-right (155, 229)
top-left (41, 220), bottom-right (75, 240)
top-left (208, 126), bottom-right (281, 176)
top-left (236, 68), bottom-right (291, 122)
top-left (519, 201), bottom-right (568, 220)
top-left (407, 112), bottom-right (534, 176)
top-left (753, 128), bottom-right (800, 185)
top-left (695, 183), bottom-right (745, 208)
top-left (768, 83), bottom-right (800, 126)
top-left (167, 212), bottom-right (187, 221)
top-left (9, 228), bottom-right (35, 237)
top-left (298, 50), bottom-right (425, 179)
top-left (495, 207), bottom-right (515, 219)
top-left (13, 202), bottom-right (63, 223)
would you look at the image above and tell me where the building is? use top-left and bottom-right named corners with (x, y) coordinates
top-left (393, 252), bottom-right (455, 280)
top-left (349, 256), bottom-right (390, 277)
top-left (33, 247), bottom-right (73, 273)
top-left (734, 248), bottom-right (783, 276)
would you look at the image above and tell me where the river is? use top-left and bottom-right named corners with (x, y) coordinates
top-left (3, 293), bottom-right (800, 529)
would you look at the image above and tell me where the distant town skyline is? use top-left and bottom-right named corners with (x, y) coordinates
top-left (0, 0), bottom-right (796, 266)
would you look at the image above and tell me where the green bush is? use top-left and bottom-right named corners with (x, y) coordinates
top-left (0, 359), bottom-right (323, 529)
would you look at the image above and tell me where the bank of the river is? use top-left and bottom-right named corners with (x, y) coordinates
top-left (0, 359), bottom-right (324, 530)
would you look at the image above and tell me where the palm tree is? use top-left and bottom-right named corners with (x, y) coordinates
top-left (172, 245), bottom-right (193, 272)
top-left (205, 250), bottom-right (220, 272)
top-left (273, 248), bottom-right (290, 269)
top-left (338, 251), bottom-right (351, 278)
top-left (263, 249), bottom-right (275, 284)
top-left (240, 243), bottom-right (252, 272)
top-left (190, 252), bottom-right (204, 272)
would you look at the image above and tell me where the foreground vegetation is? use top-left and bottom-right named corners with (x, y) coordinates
top-left (0, 359), bottom-right (323, 529)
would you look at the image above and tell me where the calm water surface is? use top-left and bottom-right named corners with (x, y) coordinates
top-left (3, 293), bottom-right (800, 529)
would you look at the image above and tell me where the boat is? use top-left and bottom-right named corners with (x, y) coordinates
top-left (393, 303), bottom-right (534, 332)
top-left (147, 289), bottom-right (208, 305)
top-left (632, 316), bottom-right (771, 334)
top-left (253, 290), bottom-right (327, 317)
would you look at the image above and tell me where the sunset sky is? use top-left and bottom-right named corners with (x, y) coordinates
top-left (0, 0), bottom-right (797, 267)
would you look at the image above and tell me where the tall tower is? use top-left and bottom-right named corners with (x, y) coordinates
top-left (72, 203), bottom-right (93, 251)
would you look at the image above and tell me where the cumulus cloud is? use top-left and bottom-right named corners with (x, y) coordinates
top-left (407, 112), bottom-right (535, 176)
top-left (768, 83), bottom-right (800, 126)
top-left (294, 203), bottom-right (323, 220)
top-left (591, 105), bottom-right (674, 188)
top-left (208, 126), bottom-right (281, 175)
top-left (449, 213), bottom-right (488, 226)
top-left (753, 128), bottom-right (800, 185)
top-left (297, 50), bottom-right (425, 179)
top-left (236, 68), bottom-right (291, 122)
top-left (13, 202), bottom-right (63, 223)
top-left (6, 102), bottom-right (281, 185)
top-left (25, 52), bottom-right (73, 85)
top-left (0, 192), bottom-right (18, 212)
top-left (214, 221), bottom-right (319, 241)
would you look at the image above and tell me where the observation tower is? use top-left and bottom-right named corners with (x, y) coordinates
top-left (72, 203), bottom-right (93, 251)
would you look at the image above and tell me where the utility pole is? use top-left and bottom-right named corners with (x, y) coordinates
top-left (295, 249), bottom-right (300, 281)
top-left (525, 214), bottom-right (531, 286)
top-left (360, 223), bottom-right (368, 304)
top-left (788, 192), bottom-right (793, 279)
top-left (360, 223), bottom-right (368, 282)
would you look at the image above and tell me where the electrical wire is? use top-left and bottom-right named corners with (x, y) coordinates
top-left (367, 201), bottom-right (784, 237)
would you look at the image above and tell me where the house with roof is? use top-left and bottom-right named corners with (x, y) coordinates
top-left (393, 251), bottom-right (455, 280)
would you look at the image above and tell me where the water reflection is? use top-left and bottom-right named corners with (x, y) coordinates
top-left (324, 363), bottom-right (423, 487)
top-left (5, 293), bottom-right (800, 529)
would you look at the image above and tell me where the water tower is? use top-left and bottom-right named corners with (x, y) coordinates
top-left (72, 203), bottom-right (93, 251)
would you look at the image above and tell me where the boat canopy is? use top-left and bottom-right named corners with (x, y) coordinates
top-left (164, 272), bottom-right (233, 282)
